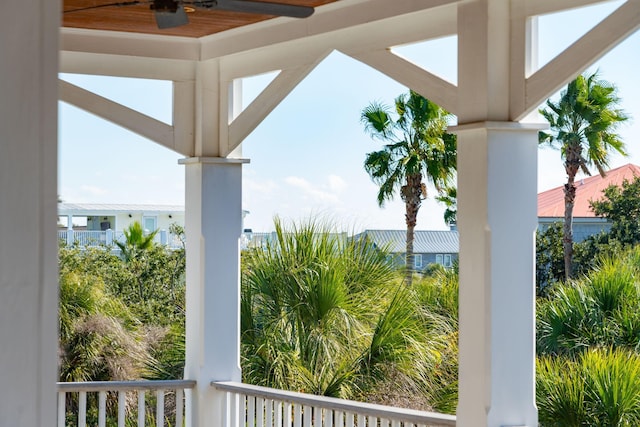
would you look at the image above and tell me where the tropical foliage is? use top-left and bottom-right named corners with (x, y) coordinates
top-left (58, 233), bottom-right (186, 383)
top-left (537, 349), bottom-right (640, 426)
top-left (58, 211), bottom-right (640, 425)
top-left (536, 247), bottom-right (640, 425)
top-left (361, 90), bottom-right (457, 285)
top-left (539, 72), bottom-right (628, 279)
top-left (241, 218), bottom-right (458, 412)
top-left (116, 221), bottom-right (159, 261)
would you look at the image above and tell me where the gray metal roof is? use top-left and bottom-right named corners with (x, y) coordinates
top-left (355, 229), bottom-right (459, 254)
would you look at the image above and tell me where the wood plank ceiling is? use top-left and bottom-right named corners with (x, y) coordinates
top-left (62, 0), bottom-right (338, 38)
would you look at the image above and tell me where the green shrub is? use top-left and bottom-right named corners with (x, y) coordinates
top-left (537, 349), bottom-right (640, 426)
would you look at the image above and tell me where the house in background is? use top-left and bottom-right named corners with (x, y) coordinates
top-left (538, 163), bottom-right (640, 242)
top-left (58, 203), bottom-right (186, 248)
top-left (354, 229), bottom-right (459, 270)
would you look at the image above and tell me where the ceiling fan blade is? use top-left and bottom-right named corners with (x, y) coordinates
top-left (155, 6), bottom-right (189, 28)
top-left (210, 0), bottom-right (314, 18)
top-left (152, 0), bottom-right (189, 28)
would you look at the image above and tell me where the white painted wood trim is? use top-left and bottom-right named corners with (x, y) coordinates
top-left (173, 80), bottom-right (196, 157)
top-left (59, 79), bottom-right (176, 151)
top-left (60, 51), bottom-right (196, 81)
top-left (349, 48), bottom-right (458, 114)
top-left (178, 157), bottom-right (250, 165)
top-left (523, 0), bottom-right (620, 17)
top-left (525, 0), bottom-right (640, 118)
top-left (199, 0), bottom-right (460, 60)
top-left (227, 55), bottom-right (327, 153)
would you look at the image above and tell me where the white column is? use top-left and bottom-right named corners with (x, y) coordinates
top-left (455, 122), bottom-right (542, 427)
top-left (0, 0), bottom-right (59, 424)
top-left (180, 157), bottom-right (248, 427)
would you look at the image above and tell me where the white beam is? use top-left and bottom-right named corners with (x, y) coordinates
top-left (349, 49), bottom-right (458, 114)
top-left (173, 80), bottom-right (197, 157)
top-left (457, 0), bottom-right (512, 122)
top-left (200, 0), bottom-right (460, 60)
top-left (525, 0), bottom-right (640, 119)
top-left (509, 2), bottom-right (539, 121)
top-left (60, 51), bottom-right (196, 81)
top-left (227, 54), bottom-right (327, 153)
top-left (194, 60), bottom-right (222, 157)
top-left (59, 79), bottom-right (178, 153)
top-left (0, 0), bottom-right (58, 424)
top-left (524, 0), bottom-right (620, 17)
top-left (60, 28), bottom-right (200, 61)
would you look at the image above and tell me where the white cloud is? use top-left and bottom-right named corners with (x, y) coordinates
top-left (328, 175), bottom-right (347, 193)
top-left (284, 176), bottom-right (341, 204)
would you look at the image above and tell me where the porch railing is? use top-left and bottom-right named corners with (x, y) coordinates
top-left (57, 379), bottom-right (195, 427)
top-left (212, 381), bottom-right (456, 427)
top-left (57, 229), bottom-right (184, 249)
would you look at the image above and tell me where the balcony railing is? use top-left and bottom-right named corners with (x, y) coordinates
top-left (213, 381), bottom-right (456, 427)
top-left (57, 380), bottom-right (456, 427)
top-left (57, 380), bottom-right (195, 427)
top-left (57, 229), bottom-right (184, 249)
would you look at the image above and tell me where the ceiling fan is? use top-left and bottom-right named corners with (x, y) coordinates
top-left (64, 0), bottom-right (315, 29)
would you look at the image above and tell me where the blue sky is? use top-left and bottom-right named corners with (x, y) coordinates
top-left (59, 1), bottom-right (640, 232)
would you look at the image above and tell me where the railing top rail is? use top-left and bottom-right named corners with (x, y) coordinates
top-left (212, 381), bottom-right (456, 426)
top-left (57, 379), bottom-right (196, 392)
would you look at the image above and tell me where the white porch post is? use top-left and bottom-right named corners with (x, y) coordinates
top-left (454, 0), bottom-right (542, 424)
top-left (181, 157), bottom-right (248, 427)
top-left (455, 123), bottom-right (541, 427)
top-left (0, 0), bottom-right (59, 424)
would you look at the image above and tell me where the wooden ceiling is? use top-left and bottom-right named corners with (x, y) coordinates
top-left (62, 0), bottom-right (338, 38)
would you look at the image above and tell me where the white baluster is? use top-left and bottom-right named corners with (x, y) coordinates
top-left (118, 391), bottom-right (126, 427)
top-left (257, 397), bottom-right (265, 427)
top-left (138, 390), bottom-right (146, 427)
top-left (57, 392), bottom-right (66, 427)
top-left (303, 405), bottom-right (312, 427)
top-left (284, 402), bottom-right (292, 427)
top-left (99, 391), bottom-right (107, 427)
top-left (248, 396), bottom-right (256, 427)
top-left (266, 398), bottom-right (273, 427)
top-left (156, 390), bottom-right (165, 427)
top-left (345, 412), bottom-right (354, 427)
top-left (275, 401), bottom-right (283, 427)
top-left (79, 391), bottom-right (87, 427)
top-left (176, 389), bottom-right (184, 427)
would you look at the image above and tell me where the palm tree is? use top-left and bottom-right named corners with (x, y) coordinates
top-left (116, 221), bottom-right (159, 261)
top-left (241, 218), bottom-right (455, 406)
top-left (539, 72), bottom-right (628, 279)
top-left (361, 91), bottom-right (456, 285)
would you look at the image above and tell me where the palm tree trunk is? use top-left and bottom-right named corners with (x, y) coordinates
top-left (406, 224), bottom-right (414, 285)
top-left (563, 181), bottom-right (575, 280)
top-left (563, 147), bottom-right (580, 280)
top-left (403, 174), bottom-right (422, 286)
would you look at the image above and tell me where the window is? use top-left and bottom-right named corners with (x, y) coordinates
top-left (414, 254), bottom-right (423, 269)
top-left (444, 254), bottom-right (452, 268)
top-left (435, 254), bottom-right (453, 268)
top-left (142, 216), bottom-right (157, 233)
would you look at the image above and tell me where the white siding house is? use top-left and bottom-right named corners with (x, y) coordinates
top-left (58, 202), bottom-right (186, 248)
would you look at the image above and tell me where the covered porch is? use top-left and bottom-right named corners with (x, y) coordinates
top-left (2, 0), bottom-right (639, 426)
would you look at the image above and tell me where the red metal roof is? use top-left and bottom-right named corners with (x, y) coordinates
top-left (538, 164), bottom-right (640, 218)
